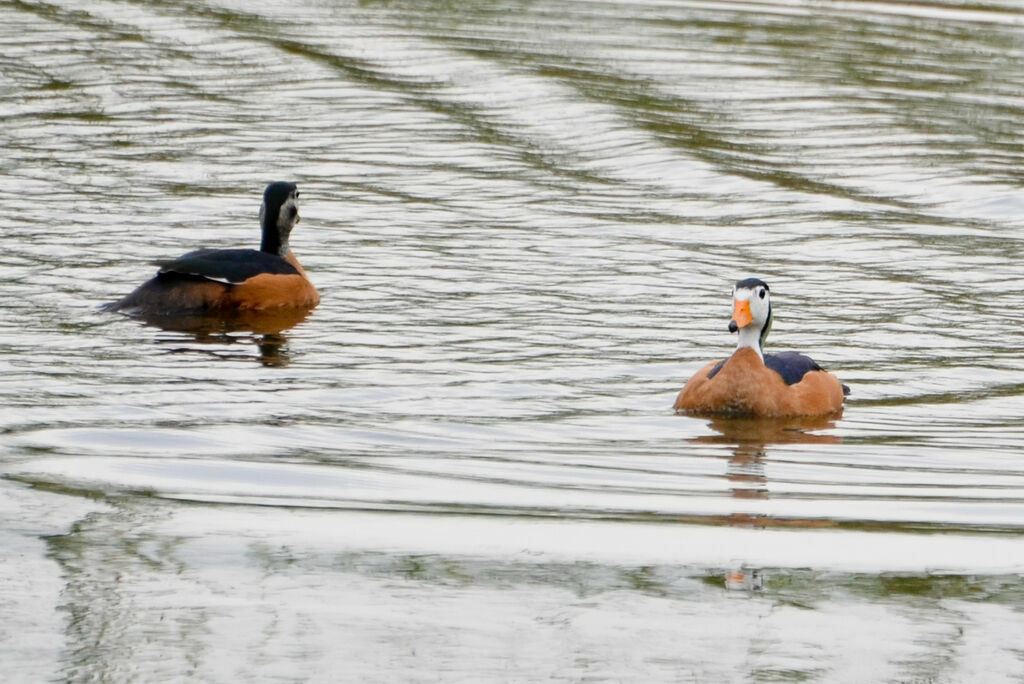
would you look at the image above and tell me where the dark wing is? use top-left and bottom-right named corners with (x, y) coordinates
top-left (706, 358), bottom-right (727, 380)
top-left (764, 351), bottom-right (824, 386)
top-left (157, 248), bottom-right (299, 284)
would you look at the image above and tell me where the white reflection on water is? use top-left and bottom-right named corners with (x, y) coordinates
top-left (17, 486), bottom-right (1024, 683)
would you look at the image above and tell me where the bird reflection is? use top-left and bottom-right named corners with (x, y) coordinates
top-left (726, 443), bottom-right (767, 500)
top-left (254, 333), bottom-right (291, 367)
top-left (691, 413), bottom-right (843, 518)
top-left (694, 413), bottom-right (843, 448)
top-left (687, 413), bottom-right (844, 591)
top-left (128, 308), bottom-right (312, 366)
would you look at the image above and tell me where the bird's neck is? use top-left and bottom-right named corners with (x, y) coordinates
top-left (735, 324), bottom-right (764, 361)
top-left (260, 224), bottom-right (289, 257)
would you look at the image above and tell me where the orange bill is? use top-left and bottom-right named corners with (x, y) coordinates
top-left (731, 299), bottom-right (753, 329)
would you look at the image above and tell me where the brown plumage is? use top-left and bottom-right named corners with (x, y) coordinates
top-left (107, 182), bottom-right (318, 316)
top-left (674, 278), bottom-right (847, 417)
top-left (675, 347), bottom-right (845, 416)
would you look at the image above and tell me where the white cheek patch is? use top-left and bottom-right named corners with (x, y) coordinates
top-left (278, 198), bottom-right (299, 227)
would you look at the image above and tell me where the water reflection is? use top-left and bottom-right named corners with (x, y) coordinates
top-left (38, 497), bottom-right (1024, 682)
top-left (122, 308), bottom-right (311, 366)
top-left (726, 445), bottom-right (767, 501)
top-left (255, 333), bottom-right (291, 367)
top-left (695, 414), bottom-right (844, 448)
top-left (123, 306), bottom-right (312, 336)
top-left (44, 504), bottom-right (164, 682)
top-left (690, 414), bottom-right (843, 528)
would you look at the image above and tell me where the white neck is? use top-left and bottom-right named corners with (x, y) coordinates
top-left (735, 324), bottom-right (764, 361)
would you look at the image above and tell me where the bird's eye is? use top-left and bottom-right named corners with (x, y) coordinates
top-left (758, 288), bottom-right (766, 299)
top-left (294, 191), bottom-right (300, 199)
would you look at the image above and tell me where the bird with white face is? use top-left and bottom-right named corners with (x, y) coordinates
top-left (674, 278), bottom-right (848, 417)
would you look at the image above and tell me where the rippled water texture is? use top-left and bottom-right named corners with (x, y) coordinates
top-left (3, 0), bottom-right (1024, 680)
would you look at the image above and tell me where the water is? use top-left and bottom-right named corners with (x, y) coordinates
top-left (3, 0), bottom-right (1024, 680)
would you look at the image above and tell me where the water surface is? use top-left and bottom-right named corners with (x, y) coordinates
top-left (3, 0), bottom-right (1024, 680)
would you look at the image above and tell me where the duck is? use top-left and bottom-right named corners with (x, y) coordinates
top-left (107, 181), bottom-right (319, 315)
top-left (674, 278), bottom-right (848, 416)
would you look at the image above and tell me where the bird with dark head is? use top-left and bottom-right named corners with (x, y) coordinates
top-left (107, 182), bottom-right (319, 315)
top-left (674, 278), bottom-right (848, 416)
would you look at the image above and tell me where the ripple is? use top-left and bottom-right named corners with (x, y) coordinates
top-left (5, 0), bottom-right (1024, 679)
top-left (1, 0), bottom-right (1023, 564)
